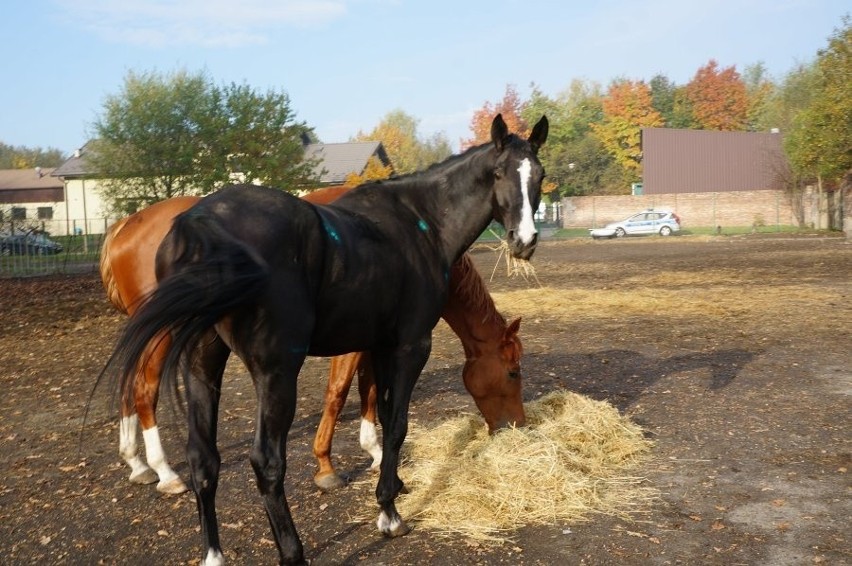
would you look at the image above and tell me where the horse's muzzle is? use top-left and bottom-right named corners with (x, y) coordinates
top-left (488, 414), bottom-right (527, 434)
top-left (506, 232), bottom-right (538, 261)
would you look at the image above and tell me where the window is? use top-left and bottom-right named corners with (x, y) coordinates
top-left (37, 207), bottom-right (53, 220)
top-left (11, 207), bottom-right (26, 220)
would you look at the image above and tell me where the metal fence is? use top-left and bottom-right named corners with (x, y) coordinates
top-left (1, 205), bottom-right (565, 278)
top-left (0, 232), bottom-right (104, 278)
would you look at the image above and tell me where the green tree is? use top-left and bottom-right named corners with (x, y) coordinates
top-left (89, 69), bottom-right (318, 214)
top-left (649, 74), bottom-right (676, 125)
top-left (522, 80), bottom-right (621, 196)
top-left (763, 63), bottom-right (819, 134)
top-left (212, 82), bottom-right (317, 191)
top-left (0, 142), bottom-right (65, 169)
top-left (353, 109), bottom-right (451, 174)
top-left (785, 18), bottom-right (852, 188)
top-left (742, 62), bottom-right (777, 132)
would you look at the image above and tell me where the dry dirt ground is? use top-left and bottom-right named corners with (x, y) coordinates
top-left (0, 235), bottom-right (850, 565)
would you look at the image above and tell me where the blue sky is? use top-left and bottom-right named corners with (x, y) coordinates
top-left (1, 0), bottom-right (848, 156)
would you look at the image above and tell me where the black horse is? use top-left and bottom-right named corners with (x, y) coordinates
top-left (104, 114), bottom-right (548, 565)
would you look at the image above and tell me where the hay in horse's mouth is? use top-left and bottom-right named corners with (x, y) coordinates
top-left (474, 237), bottom-right (541, 286)
top-left (394, 390), bottom-right (656, 544)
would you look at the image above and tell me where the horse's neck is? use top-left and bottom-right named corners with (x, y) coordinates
top-left (402, 146), bottom-right (497, 264)
top-left (440, 258), bottom-right (505, 360)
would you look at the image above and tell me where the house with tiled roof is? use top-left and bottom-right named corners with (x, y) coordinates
top-left (0, 167), bottom-right (73, 234)
top-left (304, 141), bottom-right (391, 185)
top-left (0, 140), bottom-right (392, 236)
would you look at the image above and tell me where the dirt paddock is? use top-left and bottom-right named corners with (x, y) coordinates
top-left (1, 235), bottom-right (850, 565)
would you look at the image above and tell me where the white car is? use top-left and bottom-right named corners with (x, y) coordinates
top-left (589, 209), bottom-right (681, 239)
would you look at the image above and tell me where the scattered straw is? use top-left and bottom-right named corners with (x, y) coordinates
top-left (393, 390), bottom-right (656, 544)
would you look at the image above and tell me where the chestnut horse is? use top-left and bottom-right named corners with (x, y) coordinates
top-left (102, 188), bottom-right (525, 494)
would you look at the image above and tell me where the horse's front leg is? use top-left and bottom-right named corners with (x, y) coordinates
top-left (183, 333), bottom-right (230, 566)
top-left (248, 351), bottom-right (306, 565)
top-left (372, 338), bottom-right (432, 538)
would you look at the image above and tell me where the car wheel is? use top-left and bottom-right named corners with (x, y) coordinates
top-left (614, 228), bottom-right (626, 238)
top-left (659, 226), bottom-right (672, 236)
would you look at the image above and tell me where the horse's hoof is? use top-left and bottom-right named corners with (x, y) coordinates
top-left (377, 512), bottom-right (411, 538)
top-left (157, 477), bottom-right (189, 495)
top-left (314, 472), bottom-right (345, 492)
top-left (129, 468), bottom-right (158, 485)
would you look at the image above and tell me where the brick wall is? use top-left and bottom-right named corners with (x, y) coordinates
top-left (561, 190), bottom-right (799, 230)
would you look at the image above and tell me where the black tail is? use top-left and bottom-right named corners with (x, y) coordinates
top-left (102, 208), bottom-right (269, 406)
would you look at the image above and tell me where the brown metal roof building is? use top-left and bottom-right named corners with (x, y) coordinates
top-left (641, 128), bottom-right (789, 195)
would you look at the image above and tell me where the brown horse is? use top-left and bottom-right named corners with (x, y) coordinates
top-left (101, 185), bottom-right (526, 494)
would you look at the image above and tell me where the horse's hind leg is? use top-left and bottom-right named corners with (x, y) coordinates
top-left (134, 333), bottom-right (188, 494)
top-left (248, 349), bottom-right (306, 565)
top-left (356, 354), bottom-right (382, 471)
top-left (372, 341), bottom-right (432, 539)
top-left (313, 352), bottom-right (361, 491)
top-left (119, 381), bottom-right (157, 486)
top-left (183, 332), bottom-right (230, 566)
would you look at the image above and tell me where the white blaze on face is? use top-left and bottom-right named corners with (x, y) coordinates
top-left (516, 158), bottom-right (537, 244)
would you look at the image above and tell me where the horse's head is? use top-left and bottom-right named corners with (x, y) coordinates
top-left (489, 114), bottom-right (549, 261)
top-left (462, 317), bottom-right (526, 432)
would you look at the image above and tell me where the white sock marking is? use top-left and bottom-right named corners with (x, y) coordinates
top-left (119, 415), bottom-right (138, 460)
top-left (202, 548), bottom-right (224, 566)
top-left (359, 418), bottom-right (383, 469)
top-left (120, 415), bottom-right (150, 479)
top-left (142, 426), bottom-right (180, 486)
top-left (516, 158), bottom-right (537, 245)
top-left (377, 510), bottom-right (402, 533)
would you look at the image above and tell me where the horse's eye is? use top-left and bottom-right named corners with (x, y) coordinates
top-left (508, 370), bottom-right (520, 380)
top-left (494, 169), bottom-right (503, 179)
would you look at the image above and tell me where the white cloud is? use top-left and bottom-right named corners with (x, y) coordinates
top-left (57, 0), bottom-right (348, 47)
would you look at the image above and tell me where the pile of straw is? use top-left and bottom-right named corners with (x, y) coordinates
top-left (394, 390), bottom-right (655, 543)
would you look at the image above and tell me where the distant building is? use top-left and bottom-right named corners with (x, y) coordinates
top-left (640, 128), bottom-right (788, 194)
top-left (0, 167), bottom-right (70, 233)
top-left (303, 141), bottom-right (392, 185)
top-left (561, 128), bottom-right (803, 230)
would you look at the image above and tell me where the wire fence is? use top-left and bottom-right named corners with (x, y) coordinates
top-left (0, 233), bottom-right (104, 278)
top-left (1, 206), bottom-right (565, 279)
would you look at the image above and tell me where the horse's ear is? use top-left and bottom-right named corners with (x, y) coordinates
top-left (528, 116), bottom-right (549, 153)
top-left (505, 317), bottom-right (522, 339)
top-left (491, 114), bottom-right (509, 151)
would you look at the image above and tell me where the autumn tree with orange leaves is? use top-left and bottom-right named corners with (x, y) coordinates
top-left (343, 155), bottom-right (394, 187)
top-left (464, 85), bottom-right (529, 149)
top-left (591, 79), bottom-right (663, 179)
top-left (686, 60), bottom-right (749, 130)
